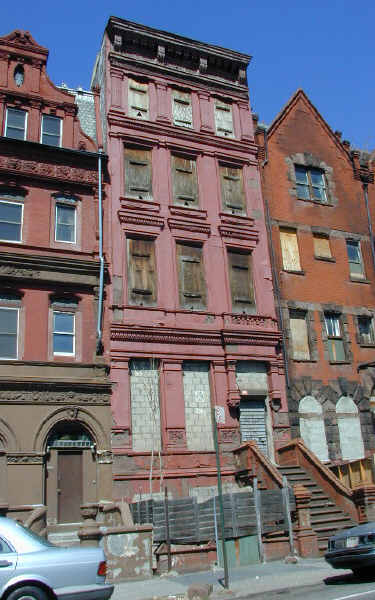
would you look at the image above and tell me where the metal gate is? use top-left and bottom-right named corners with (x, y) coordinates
top-left (239, 398), bottom-right (268, 455)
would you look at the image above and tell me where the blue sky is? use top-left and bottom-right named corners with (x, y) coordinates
top-left (2, 0), bottom-right (374, 149)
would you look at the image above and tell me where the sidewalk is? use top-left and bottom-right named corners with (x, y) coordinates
top-left (111, 558), bottom-right (350, 600)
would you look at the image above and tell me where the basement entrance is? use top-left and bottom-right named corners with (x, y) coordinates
top-left (46, 422), bottom-right (96, 524)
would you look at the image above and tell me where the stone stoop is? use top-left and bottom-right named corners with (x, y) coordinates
top-left (47, 523), bottom-right (81, 546)
top-left (278, 465), bottom-right (357, 553)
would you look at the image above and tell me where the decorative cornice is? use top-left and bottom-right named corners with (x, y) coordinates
top-left (0, 152), bottom-right (97, 187)
top-left (223, 313), bottom-right (278, 331)
top-left (111, 325), bottom-right (221, 346)
top-left (118, 210), bottom-right (164, 230)
top-left (167, 218), bottom-right (211, 236)
top-left (0, 387), bottom-right (111, 404)
top-left (0, 252), bottom-right (100, 287)
top-left (222, 330), bottom-right (281, 347)
top-left (7, 453), bottom-right (44, 465)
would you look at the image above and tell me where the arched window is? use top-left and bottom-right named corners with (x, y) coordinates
top-left (299, 396), bottom-right (329, 461)
top-left (47, 422), bottom-right (93, 449)
top-left (336, 396), bottom-right (364, 460)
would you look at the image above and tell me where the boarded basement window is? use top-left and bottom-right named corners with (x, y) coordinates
top-left (124, 148), bottom-right (152, 200)
top-left (127, 238), bottom-right (157, 306)
top-left (176, 242), bottom-right (206, 310)
top-left (128, 79), bottom-right (149, 120)
top-left (336, 396), bottom-right (364, 460)
top-left (214, 99), bottom-right (234, 138)
top-left (172, 89), bottom-right (193, 128)
top-left (289, 310), bottom-right (310, 360)
top-left (299, 396), bottom-right (329, 462)
top-left (280, 229), bottom-right (301, 271)
top-left (313, 234), bottom-right (332, 259)
top-left (227, 249), bottom-right (255, 313)
top-left (171, 156), bottom-right (198, 207)
top-left (220, 166), bottom-right (245, 214)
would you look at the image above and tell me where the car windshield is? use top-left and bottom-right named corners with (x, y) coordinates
top-left (14, 522), bottom-right (55, 548)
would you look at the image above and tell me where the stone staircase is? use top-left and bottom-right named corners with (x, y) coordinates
top-left (279, 465), bottom-right (357, 553)
top-left (47, 523), bottom-right (80, 546)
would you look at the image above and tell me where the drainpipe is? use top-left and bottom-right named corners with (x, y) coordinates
top-left (96, 148), bottom-right (104, 354)
top-left (363, 182), bottom-right (375, 273)
top-left (260, 126), bottom-right (290, 389)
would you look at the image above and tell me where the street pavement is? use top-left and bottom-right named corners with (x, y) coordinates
top-left (110, 557), bottom-right (375, 600)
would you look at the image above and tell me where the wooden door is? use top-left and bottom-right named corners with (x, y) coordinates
top-left (57, 451), bottom-right (82, 523)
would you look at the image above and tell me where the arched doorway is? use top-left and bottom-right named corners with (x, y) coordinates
top-left (299, 396), bottom-right (329, 462)
top-left (45, 421), bottom-right (96, 524)
top-left (336, 396), bottom-right (365, 460)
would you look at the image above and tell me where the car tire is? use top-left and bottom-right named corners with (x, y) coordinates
top-left (7, 586), bottom-right (48, 600)
top-left (352, 567), bottom-right (373, 578)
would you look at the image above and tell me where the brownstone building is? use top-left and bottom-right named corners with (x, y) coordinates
top-left (255, 89), bottom-right (375, 464)
top-left (0, 30), bottom-right (112, 529)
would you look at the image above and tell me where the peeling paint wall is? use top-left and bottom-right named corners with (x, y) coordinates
top-left (102, 528), bottom-right (152, 582)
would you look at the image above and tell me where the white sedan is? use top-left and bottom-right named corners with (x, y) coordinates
top-left (0, 517), bottom-right (114, 600)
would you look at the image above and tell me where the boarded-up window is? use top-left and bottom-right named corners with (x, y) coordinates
top-left (172, 90), bottom-right (193, 128)
top-left (299, 396), bottom-right (329, 462)
top-left (358, 316), bottom-right (375, 345)
top-left (127, 238), bottom-right (157, 306)
top-left (336, 396), bottom-right (364, 460)
top-left (214, 99), bottom-right (234, 138)
top-left (176, 243), bottom-right (206, 310)
top-left (128, 79), bottom-right (149, 120)
top-left (280, 229), bottom-right (301, 271)
top-left (227, 250), bottom-right (255, 313)
top-left (289, 310), bottom-right (310, 360)
top-left (171, 156), bottom-right (198, 207)
top-left (220, 166), bottom-right (245, 213)
top-left (313, 234), bottom-right (332, 258)
top-left (124, 148), bottom-right (152, 200)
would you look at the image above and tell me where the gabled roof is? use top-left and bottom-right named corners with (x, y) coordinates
top-left (266, 88), bottom-right (351, 160)
top-left (0, 30), bottom-right (48, 62)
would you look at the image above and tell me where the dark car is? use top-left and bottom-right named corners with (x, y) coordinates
top-left (325, 522), bottom-right (375, 575)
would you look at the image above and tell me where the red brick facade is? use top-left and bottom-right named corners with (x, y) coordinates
top-left (256, 89), bottom-right (375, 463)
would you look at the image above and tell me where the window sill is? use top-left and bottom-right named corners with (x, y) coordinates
top-left (328, 360), bottom-right (351, 365)
top-left (282, 269), bottom-right (305, 276)
top-left (359, 342), bottom-right (375, 348)
top-left (349, 277), bottom-right (370, 284)
top-left (296, 196), bottom-right (334, 207)
top-left (315, 255), bottom-right (335, 263)
top-left (292, 358), bottom-right (317, 363)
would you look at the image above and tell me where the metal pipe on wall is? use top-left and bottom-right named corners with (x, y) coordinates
top-left (96, 148), bottom-right (104, 354)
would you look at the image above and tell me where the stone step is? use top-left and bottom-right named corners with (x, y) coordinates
top-left (48, 526), bottom-right (80, 547)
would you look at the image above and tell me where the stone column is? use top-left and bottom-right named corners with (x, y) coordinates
top-left (352, 484), bottom-right (375, 524)
top-left (293, 484), bottom-right (319, 557)
top-left (161, 360), bottom-right (186, 450)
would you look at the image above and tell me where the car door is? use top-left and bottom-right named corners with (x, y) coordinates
top-left (0, 536), bottom-right (17, 591)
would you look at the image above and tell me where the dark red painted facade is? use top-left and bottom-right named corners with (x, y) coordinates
top-left (92, 18), bottom-right (288, 501)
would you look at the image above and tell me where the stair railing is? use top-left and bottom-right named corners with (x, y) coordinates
top-left (233, 441), bottom-right (283, 490)
top-left (277, 438), bottom-right (358, 523)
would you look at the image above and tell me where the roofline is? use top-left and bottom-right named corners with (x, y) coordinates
top-left (107, 16), bottom-right (252, 67)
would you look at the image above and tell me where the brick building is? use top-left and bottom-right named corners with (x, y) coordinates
top-left (0, 30), bottom-right (112, 527)
top-left (91, 17), bottom-right (289, 500)
top-left (255, 89), bottom-right (375, 463)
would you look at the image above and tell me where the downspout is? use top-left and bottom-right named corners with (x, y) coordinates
top-left (96, 148), bottom-right (104, 354)
top-left (363, 182), bottom-right (375, 272)
top-left (260, 126), bottom-right (290, 389)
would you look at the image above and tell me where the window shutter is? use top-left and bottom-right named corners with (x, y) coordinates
top-left (128, 79), bottom-right (149, 119)
top-left (172, 90), bottom-right (193, 128)
top-left (220, 166), bottom-right (245, 213)
top-left (177, 243), bottom-right (206, 310)
top-left (280, 229), bottom-right (301, 271)
top-left (127, 239), bottom-right (157, 306)
top-left (124, 148), bottom-right (152, 200)
top-left (313, 235), bottom-right (331, 258)
top-left (172, 156), bottom-right (198, 206)
top-left (214, 100), bottom-right (234, 137)
top-left (289, 311), bottom-right (310, 360)
top-left (228, 250), bottom-right (254, 313)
